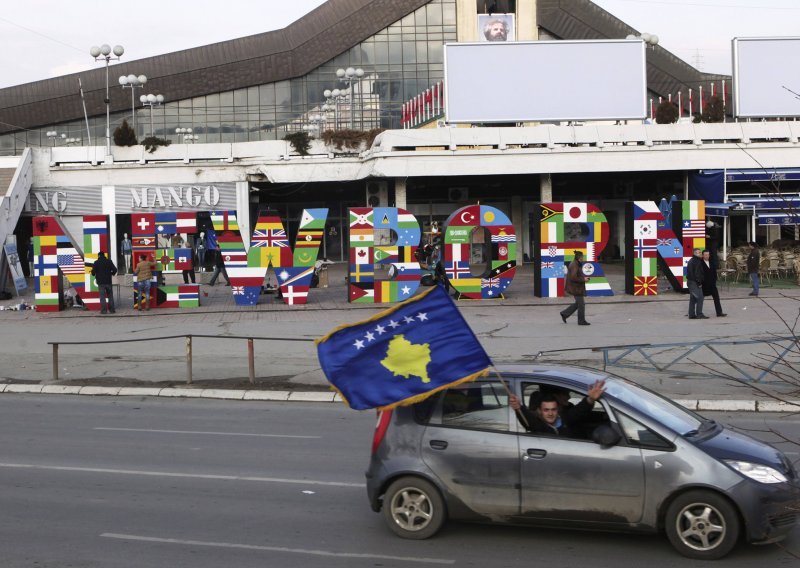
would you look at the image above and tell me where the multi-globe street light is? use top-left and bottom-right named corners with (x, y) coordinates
top-left (336, 67), bottom-right (364, 129)
top-left (118, 74), bottom-right (147, 136)
top-left (90, 44), bottom-right (124, 155)
top-left (140, 93), bottom-right (165, 137)
top-left (175, 127), bottom-right (198, 143)
top-left (46, 131), bottom-right (65, 146)
top-left (323, 88), bottom-right (348, 130)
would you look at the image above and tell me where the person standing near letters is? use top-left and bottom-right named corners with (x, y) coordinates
top-left (701, 249), bottom-right (726, 317)
top-left (686, 248), bottom-right (707, 319)
top-left (133, 254), bottom-right (157, 311)
top-left (560, 250), bottom-right (590, 326)
top-left (91, 251), bottom-right (117, 314)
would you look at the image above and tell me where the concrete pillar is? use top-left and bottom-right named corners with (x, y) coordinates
top-left (517, 0), bottom-right (539, 40)
top-left (511, 195), bottom-right (525, 265)
top-left (540, 173), bottom-right (553, 203)
top-left (395, 178), bottom-right (407, 209)
top-left (456, 0), bottom-right (479, 42)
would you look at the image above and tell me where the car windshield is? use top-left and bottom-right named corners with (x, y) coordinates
top-left (604, 378), bottom-right (702, 436)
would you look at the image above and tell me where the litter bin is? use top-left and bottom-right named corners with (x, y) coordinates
top-left (319, 266), bottom-right (329, 288)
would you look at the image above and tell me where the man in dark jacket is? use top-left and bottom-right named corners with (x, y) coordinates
top-left (701, 249), bottom-right (726, 317)
top-left (559, 250), bottom-right (589, 325)
top-left (686, 248), bottom-right (707, 319)
top-left (746, 241), bottom-right (760, 296)
top-left (91, 251), bottom-right (117, 314)
top-left (510, 380), bottom-right (606, 437)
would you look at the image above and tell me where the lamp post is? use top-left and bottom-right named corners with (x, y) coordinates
top-left (336, 67), bottom-right (364, 129)
top-left (140, 93), bottom-right (165, 137)
top-left (46, 131), bottom-right (65, 146)
top-left (176, 127), bottom-right (198, 143)
top-left (65, 137), bottom-right (82, 146)
top-left (323, 88), bottom-right (348, 130)
top-left (118, 73), bottom-right (147, 136)
top-left (90, 44), bottom-right (124, 155)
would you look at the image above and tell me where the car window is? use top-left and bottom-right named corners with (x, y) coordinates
top-left (604, 378), bottom-right (701, 436)
top-left (432, 381), bottom-right (509, 432)
top-left (519, 381), bottom-right (610, 440)
top-left (617, 412), bottom-right (674, 450)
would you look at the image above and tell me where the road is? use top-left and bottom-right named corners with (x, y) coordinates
top-left (1, 395), bottom-right (798, 567)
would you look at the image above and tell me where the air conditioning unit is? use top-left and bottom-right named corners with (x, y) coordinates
top-left (448, 187), bottom-right (468, 202)
top-left (366, 181), bottom-right (388, 207)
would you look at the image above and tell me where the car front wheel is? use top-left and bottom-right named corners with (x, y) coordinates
top-left (382, 476), bottom-right (446, 539)
top-left (665, 490), bottom-right (740, 560)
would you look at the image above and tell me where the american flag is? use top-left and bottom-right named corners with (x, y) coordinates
top-left (57, 254), bottom-right (84, 274)
top-left (252, 228), bottom-right (288, 248)
top-left (682, 219), bottom-right (706, 238)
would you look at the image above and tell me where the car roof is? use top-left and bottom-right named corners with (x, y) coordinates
top-left (493, 363), bottom-right (610, 388)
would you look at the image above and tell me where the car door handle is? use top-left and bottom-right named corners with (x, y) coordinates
top-left (524, 449), bottom-right (547, 459)
top-left (429, 440), bottom-right (448, 450)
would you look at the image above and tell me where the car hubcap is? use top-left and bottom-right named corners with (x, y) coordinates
top-left (390, 488), bottom-right (433, 531)
top-left (676, 503), bottom-right (726, 551)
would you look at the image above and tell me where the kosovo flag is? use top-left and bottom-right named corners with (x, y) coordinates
top-left (316, 285), bottom-right (492, 410)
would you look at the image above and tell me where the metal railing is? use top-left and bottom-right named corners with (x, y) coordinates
top-left (48, 334), bottom-right (314, 384)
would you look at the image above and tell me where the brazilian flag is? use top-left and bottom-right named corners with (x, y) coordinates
top-left (316, 285), bottom-right (492, 410)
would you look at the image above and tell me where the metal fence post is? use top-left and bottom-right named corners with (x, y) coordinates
top-left (52, 343), bottom-right (59, 381)
top-left (248, 338), bottom-right (255, 385)
top-left (186, 335), bottom-right (192, 385)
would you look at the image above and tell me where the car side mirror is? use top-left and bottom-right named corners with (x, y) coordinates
top-left (592, 424), bottom-right (622, 447)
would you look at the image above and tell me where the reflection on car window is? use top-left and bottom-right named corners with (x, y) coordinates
top-left (436, 381), bottom-right (509, 432)
top-left (617, 413), bottom-right (673, 450)
top-left (604, 379), bottom-right (701, 436)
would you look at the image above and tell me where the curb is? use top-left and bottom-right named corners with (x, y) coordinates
top-left (0, 384), bottom-right (797, 412)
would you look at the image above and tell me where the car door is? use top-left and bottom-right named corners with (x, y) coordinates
top-left (420, 380), bottom-right (521, 517)
top-left (519, 400), bottom-right (646, 524)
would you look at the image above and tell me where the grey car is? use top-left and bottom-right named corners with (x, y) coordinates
top-left (365, 364), bottom-right (799, 560)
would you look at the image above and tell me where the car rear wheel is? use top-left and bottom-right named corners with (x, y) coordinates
top-left (665, 490), bottom-right (740, 560)
top-left (382, 477), bottom-right (446, 539)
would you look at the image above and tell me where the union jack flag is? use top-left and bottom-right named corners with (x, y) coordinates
top-left (252, 228), bottom-right (288, 248)
top-left (481, 278), bottom-right (500, 289)
top-left (57, 254), bottom-right (84, 274)
top-left (657, 238), bottom-right (673, 247)
top-left (232, 286), bottom-right (245, 295)
top-left (541, 261), bottom-right (554, 269)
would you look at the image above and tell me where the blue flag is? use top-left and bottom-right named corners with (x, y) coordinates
top-left (316, 285), bottom-right (492, 410)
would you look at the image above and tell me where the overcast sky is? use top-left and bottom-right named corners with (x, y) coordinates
top-left (0, 0), bottom-right (797, 89)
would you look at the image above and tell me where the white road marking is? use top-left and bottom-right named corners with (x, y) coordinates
top-left (94, 427), bottom-right (320, 439)
top-left (100, 533), bottom-right (455, 565)
top-left (0, 463), bottom-right (363, 487)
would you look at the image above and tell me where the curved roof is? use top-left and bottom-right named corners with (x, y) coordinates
top-left (0, 0), bottom-right (725, 136)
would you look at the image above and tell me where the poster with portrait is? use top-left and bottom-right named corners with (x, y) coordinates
top-left (4, 243), bottom-right (28, 294)
top-left (478, 14), bottom-right (515, 42)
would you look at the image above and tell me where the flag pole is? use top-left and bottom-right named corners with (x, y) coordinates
top-left (492, 367), bottom-right (529, 430)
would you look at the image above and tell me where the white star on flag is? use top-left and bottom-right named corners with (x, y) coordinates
top-left (388, 319), bottom-right (400, 328)
top-left (353, 339), bottom-right (365, 350)
top-left (375, 324), bottom-right (386, 335)
top-left (365, 331), bottom-right (375, 342)
top-left (401, 285), bottom-right (411, 295)
top-left (417, 312), bottom-right (428, 321)
top-left (404, 316), bottom-right (415, 324)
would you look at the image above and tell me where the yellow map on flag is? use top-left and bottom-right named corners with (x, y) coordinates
top-left (381, 335), bottom-right (431, 383)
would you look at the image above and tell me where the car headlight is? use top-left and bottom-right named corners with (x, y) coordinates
top-left (724, 460), bottom-right (787, 484)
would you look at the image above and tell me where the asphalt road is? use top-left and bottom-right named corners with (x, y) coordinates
top-left (1, 395), bottom-right (798, 568)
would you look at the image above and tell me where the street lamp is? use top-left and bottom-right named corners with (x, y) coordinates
top-left (46, 131), bottom-right (65, 146)
top-left (627, 32), bottom-right (659, 50)
top-left (175, 127), bottom-right (198, 143)
top-left (118, 73), bottom-right (147, 136)
top-left (140, 93), bottom-right (165, 137)
top-left (65, 137), bottom-right (82, 146)
top-left (336, 67), bottom-right (364, 129)
top-left (323, 88), bottom-right (348, 130)
top-left (90, 43), bottom-right (124, 155)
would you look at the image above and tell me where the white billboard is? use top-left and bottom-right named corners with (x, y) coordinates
top-left (733, 37), bottom-right (800, 118)
top-left (444, 40), bottom-right (647, 123)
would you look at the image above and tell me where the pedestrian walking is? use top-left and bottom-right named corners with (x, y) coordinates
top-left (746, 241), bottom-right (760, 296)
top-left (208, 249), bottom-right (230, 286)
top-left (686, 248), bottom-right (707, 319)
top-left (701, 249), bottom-right (726, 317)
top-left (91, 251), bottom-right (117, 314)
top-left (560, 250), bottom-right (590, 326)
top-left (133, 254), bottom-right (157, 311)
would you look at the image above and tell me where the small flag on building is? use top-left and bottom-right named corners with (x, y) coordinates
top-left (316, 285), bottom-right (492, 410)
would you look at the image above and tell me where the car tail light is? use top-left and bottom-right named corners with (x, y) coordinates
top-left (372, 409), bottom-right (393, 454)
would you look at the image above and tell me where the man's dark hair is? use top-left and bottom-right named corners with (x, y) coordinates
top-left (750, 241), bottom-right (758, 247)
top-left (97, 251), bottom-right (106, 258)
top-left (139, 254), bottom-right (147, 261)
top-left (538, 393), bottom-right (559, 409)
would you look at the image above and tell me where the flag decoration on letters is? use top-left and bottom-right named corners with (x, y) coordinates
top-left (348, 207), bottom-right (422, 304)
top-left (316, 285), bottom-right (492, 410)
top-left (155, 212), bottom-right (177, 235)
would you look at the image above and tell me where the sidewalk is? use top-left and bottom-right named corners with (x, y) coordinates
top-left (1, 262), bottom-right (798, 412)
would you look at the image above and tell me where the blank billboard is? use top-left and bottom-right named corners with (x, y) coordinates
top-left (733, 37), bottom-right (800, 118)
top-left (444, 40), bottom-right (647, 123)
